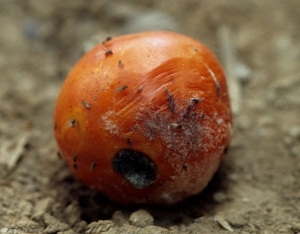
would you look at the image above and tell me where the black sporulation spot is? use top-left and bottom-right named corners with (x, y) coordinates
top-left (90, 162), bottom-right (97, 171)
top-left (73, 154), bottom-right (78, 162)
top-left (105, 50), bottom-right (113, 56)
top-left (126, 138), bottom-right (132, 146)
top-left (216, 83), bottom-right (221, 97)
top-left (82, 101), bottom-right (91, 109)
top-left (182, 164), bottom-right (188, 171)
top-left (70, 119), bottom-right (77, 127)
top-left (183, 98), bottom-right (200, 119)
top-left (115, 85), bottom-right (128, 92)
top-left (191, 97), bottom-right (200, 104)
top-left (165, 89), bottom-right (176, 113)
top-left (112, 149), bottom-right (157, 189)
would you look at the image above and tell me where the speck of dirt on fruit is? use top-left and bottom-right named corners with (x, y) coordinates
top-left (137, 86), bottom-right (143, 93)
top-left (90, 162), bottom-right (97, 171)
top-left (105, 50), bottom-right (113, 56)
top-left (69, 119), bottom-right (77, 127)
top-left (81, 100), bottom-right (91, 109)
top-left (115, 85), bottom-right (128, 92)
top-left (126, 138), bottom-right (132, 146)
top-left (73, 154), bottom-right (78, 162)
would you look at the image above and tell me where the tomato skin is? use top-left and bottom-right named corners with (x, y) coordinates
top-left (54, 31), bottom-right (232, 205)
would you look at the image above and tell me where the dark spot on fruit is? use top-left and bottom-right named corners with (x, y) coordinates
top-left (183, 98), bottom-right (200, 119)
top-left (165, 89), bottom-right (175, 113)
top-left (191, 97), bottom-right (200, 104)
top-left (115, 85), bottom-right (128, 92)
top-left (105, 50), bottom-right (113, 56)
top-left (74, 163), bottom-right (78, 170)
top-left (126, 138), bottom-right (132, 146)
top-left (90, 162), bottom-right (97, 171)
top-left (182, 164), bottom-right (188, 171)
top-left (118, 60), bottom-right (122, 68)
top-left (69, 119), bottom-right (77, 127)
top-left (216, 83), bottom-right (221, 97)
top-left (82, 100), bottom-right (91, 109)
top-left (73, 154), bottom-right (78, 162)
top-left (137, 85), bottom-right (143, 93)
top-left (54, 122), bottom-right (58, 130)
top-left (112, 149), bottom-right (157, 189)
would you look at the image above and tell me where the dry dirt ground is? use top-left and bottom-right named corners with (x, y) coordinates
top-left (1, 1), bottom-right (300, 233)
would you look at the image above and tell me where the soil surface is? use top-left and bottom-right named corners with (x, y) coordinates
top-left (1, 1), bottom-right (300, 233)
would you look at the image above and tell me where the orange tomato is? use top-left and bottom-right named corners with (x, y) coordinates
top-left (53, 31), bottom-right (232, 205)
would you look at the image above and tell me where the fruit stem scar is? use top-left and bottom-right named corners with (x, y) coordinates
top-left (202, 62), bottom-right (221, 97)
top-left (165, 89), bottom-right (176, 113)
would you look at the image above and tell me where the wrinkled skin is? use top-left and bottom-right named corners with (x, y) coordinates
top-left (54, 31), bottom-right (232, 205)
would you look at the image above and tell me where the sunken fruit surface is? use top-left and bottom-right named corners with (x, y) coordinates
top-left (53, 31), bottom-right (232, 205)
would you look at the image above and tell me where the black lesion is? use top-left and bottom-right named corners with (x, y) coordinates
top-left (215, 82), bottom-right (221, 97)
top-left (112, 149), bottom-right (157, 189)
top-left (165, 89), bottom-right (176, 113)
top-left (69, 119), bottom-right (77, 127)
top-left (126, 138), bottom-right (132, 147)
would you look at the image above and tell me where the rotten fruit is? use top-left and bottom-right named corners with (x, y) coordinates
top-left (53, 31), bottom-right (232, 205)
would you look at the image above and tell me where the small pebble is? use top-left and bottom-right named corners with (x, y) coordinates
top-left (112, 210), bottom-right (126, 225)
top-left (213, 192), bottom-right (227, 203)
top-left (129, 209), bottom-right (154, 228)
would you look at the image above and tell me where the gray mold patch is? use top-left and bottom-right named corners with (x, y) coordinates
top-left (136, 91), bottom-right (205, 164)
